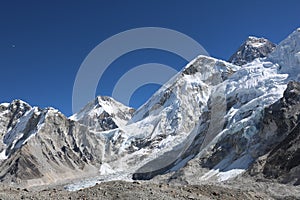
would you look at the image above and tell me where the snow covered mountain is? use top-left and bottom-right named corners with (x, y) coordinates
top-left (228, 36), bottom-right (276, 66)
top-left (132, 56), bottom-right (287, 182)
top-left (158, 28), bottom-right (300, 185)
top-left (94, 56), bottom-right (239, 180)
top-left (0, 28), bottom-right (300, 190)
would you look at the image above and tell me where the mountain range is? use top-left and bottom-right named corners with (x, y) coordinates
top-left (0, 28), bottom-right (300, 198)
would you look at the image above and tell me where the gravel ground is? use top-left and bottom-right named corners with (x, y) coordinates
top-left (0, 180), bottom-right (280, 200)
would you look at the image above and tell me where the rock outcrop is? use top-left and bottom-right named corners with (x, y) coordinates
top-left (229, 36), bottom-right (276, 66)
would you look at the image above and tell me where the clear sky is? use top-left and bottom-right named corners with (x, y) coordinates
top-left (1, 0), bottom-right (300, 116)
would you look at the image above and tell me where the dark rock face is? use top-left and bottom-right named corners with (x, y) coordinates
top-left (262, 122), bottom-right (300, 185)
top-left (94, 110), bottom-right (118, 131)
top-left (183, 63), bottom-right (198, 75)
top-left (229, 36), bottom-right (276, 66)
top-left (0, 147), bottom-right (43, 180)
top-left (250, 81), bottom-right (300, 185)
top-left (256, 81), bottom-right (300, 153)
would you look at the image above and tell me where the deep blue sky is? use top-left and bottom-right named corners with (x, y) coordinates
top-left (1, 0), bottom-right (299, 116)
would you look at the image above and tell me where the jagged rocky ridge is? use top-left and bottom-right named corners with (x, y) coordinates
top-left (0, 28), bottom-right (300, 190)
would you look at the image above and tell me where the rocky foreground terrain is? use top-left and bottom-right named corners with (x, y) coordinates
top-left (0, 179), bottom-right (299, 200)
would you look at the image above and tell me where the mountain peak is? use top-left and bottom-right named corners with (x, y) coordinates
top-left (246, 36), bottom-right (270, 47)
top-left (229, 36), bottom-right (276, 66)
top-left (9, 99), bottom-right (31, 108)
top-left (95, 96), bottom-right (123, 108)
top-left (96, 95), bottom-right (113, 103)
top-left (70, 96), bottom-right (134, 131)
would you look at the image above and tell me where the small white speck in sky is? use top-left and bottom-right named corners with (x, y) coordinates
top-left (12, 44), bottom-right (16, 48)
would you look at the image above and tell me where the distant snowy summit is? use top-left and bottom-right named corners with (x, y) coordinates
top-left (229, 36), bottom-right (276, 66)
top-left (70, 96), bottom-right (135, 132)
